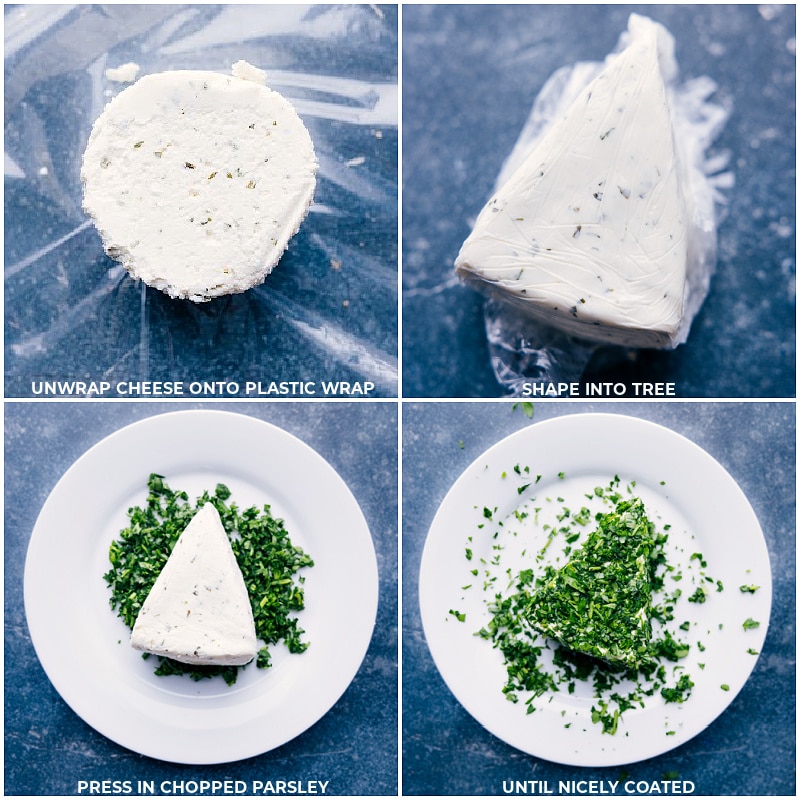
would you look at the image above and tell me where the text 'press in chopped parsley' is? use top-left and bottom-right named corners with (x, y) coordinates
top-left (463, 473), bottom-right (731, 735)
top-left (104, 473), bottom-right (313, 685)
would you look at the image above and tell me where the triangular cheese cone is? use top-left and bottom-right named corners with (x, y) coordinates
top-left (130, 502), bottom-right (257, 666)
top-left (456, 15), bottom-right (688, 349)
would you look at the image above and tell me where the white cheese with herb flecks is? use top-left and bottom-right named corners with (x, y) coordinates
top-left (455, 15), bottom-right (689, 348)
top-left (82, 61), bottom-right (317, 302)
top-left (130, 502), bottom-right (257, 666)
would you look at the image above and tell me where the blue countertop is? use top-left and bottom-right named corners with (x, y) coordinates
top-left (402, 4), bottom-right (795, 398)
top-left (4, 4), bottom-right (398, 398)
top-left (5, 401), bottom-right (398, 795)
top-left (402, 401), bottom-right (795, 795)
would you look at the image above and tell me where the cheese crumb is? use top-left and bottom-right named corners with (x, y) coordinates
top-left (231, 60), bottom-right (267, 85)
top-left (104, 62), bottom-right (141, 83)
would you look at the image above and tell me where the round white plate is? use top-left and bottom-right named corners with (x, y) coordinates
top-left (24, 409), bottom-right (378, 764)
top-left (419, 412), bottom-right (772, 767)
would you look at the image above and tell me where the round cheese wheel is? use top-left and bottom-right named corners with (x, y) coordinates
top-left (81, 61), bottom-right (317, 302)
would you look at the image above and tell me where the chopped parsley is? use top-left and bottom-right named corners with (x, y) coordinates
top-left (526, 499), bottom-right (656, 669)
top-left (687, 587), bottom-right (707, 604)
top-left (652, 631), bottom-right (690, 661)
top-left (512, 402), bottom-right (535, 419)
top-left (104, 474), bottom-right (313, 685)
top-left (660, 673), bottom-right (694, 703)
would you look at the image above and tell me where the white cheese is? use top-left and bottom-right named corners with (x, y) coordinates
top-left (455, 15), bottom-right (689, 349)
top-left (104, 62), bottom-right (140, 83)
top-left (82, 61), bottom-right (317, 302)
top-left (130, 502), bottom-right (258, 666)
top-left (231, 59), bottom-right (267, 85)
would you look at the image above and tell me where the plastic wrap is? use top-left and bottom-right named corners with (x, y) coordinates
top-left (458, 14), bottom-right (732, 395)
top-left (4, 4), bottom-right (398, 397)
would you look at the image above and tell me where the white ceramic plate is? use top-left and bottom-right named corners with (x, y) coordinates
top-left (419, 413), bottom-right (772, 767)
top-left (24, 410), bottom-right (378, 764)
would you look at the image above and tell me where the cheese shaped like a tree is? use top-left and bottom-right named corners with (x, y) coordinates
top-left (456, 15), bottom-right (690, 349)
top-left (131, 502), bottom-right (258, 666)
top-left (526, 498), bottom-right (656, 669)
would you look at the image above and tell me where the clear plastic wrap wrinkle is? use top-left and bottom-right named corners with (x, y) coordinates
top-left (4, 4), bottom-right (398, 397)
top-left (484, 299), bottom-right (600, 392)
top-left (458, 14), bottom-right (732, 393)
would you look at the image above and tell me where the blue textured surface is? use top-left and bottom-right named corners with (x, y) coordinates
top-left (5, 401), bottom-right (398, 795)
top-left (402, 4), bottom-right (795, 397)
top-left (402, 401), bottom-right (795, 795)
top-left (4, 4), bottom-right (398, 398)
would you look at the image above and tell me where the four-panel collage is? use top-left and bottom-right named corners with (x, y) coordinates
top-left (3, 3), bottom-right (795, 799)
